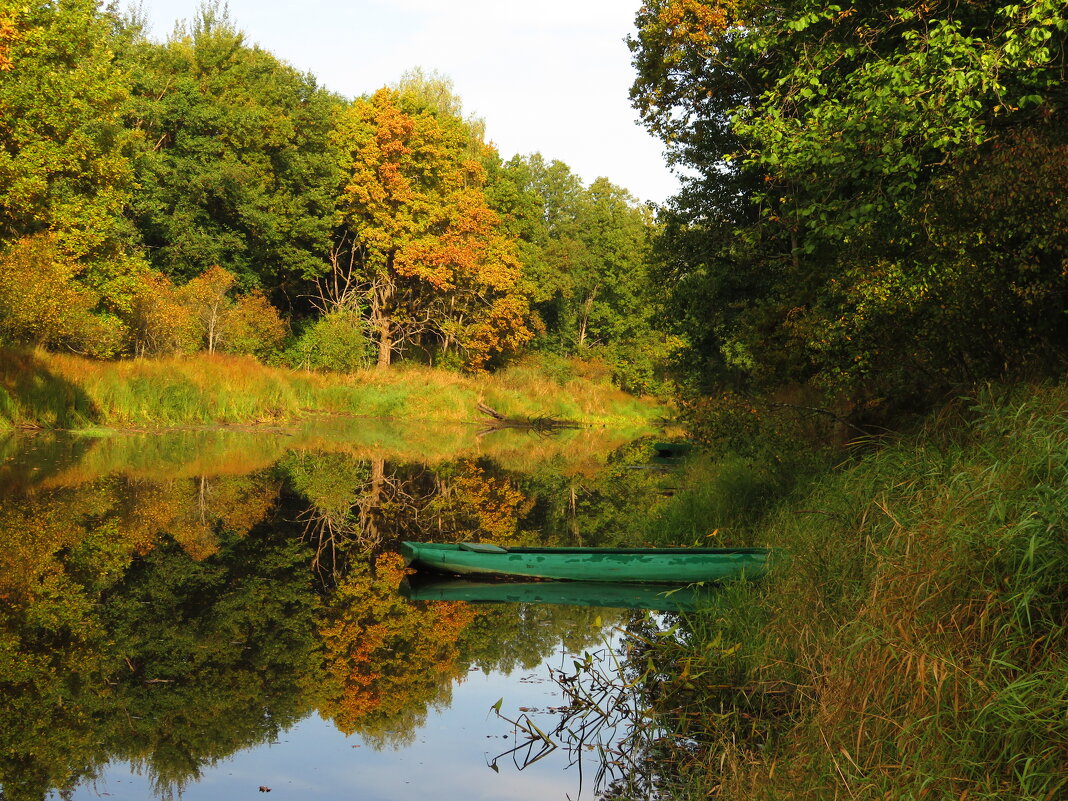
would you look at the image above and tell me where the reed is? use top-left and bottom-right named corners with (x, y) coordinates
top-left (0, 348), bottom-right (660, 431)
top-left (635, 383), bottom-right (1068, 800)
top-left (640, 448), bottom-right (831, 548)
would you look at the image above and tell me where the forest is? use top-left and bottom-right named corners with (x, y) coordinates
top-left (630, 0), bottom-right (1067, 430)
top-left (1, 0), bottom-right (1065, 432)
top-left (0, 0), bottom-right (668, 395)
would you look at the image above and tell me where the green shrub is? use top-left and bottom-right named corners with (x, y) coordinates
top-left (284, 310), bottom-right (372, 373)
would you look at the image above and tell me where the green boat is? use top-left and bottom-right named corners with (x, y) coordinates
top-left (400, 577), bottom-right (720, 612)
top-left (400, 541), bottom-right (768, 583)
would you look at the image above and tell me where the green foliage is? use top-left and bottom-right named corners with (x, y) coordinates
top-left (284, 309), bottom-right (372, 373)
top-left (631, 0), bottom-right (1068, 417)
top-left (0, 0), bottom-right (137, 268)
top-left (490, 155), bottom-right (667, 391)
top-left (732, 1), bottom-right (1068, 245)
top-left (0, 472), bottom-right (323, 800)
top-left (641, 454), bottom-right (807, 548)
top-left (0, 0), bottom-right (149, 332)
top-left (100, 530), bottom-right (323, 791)
top-left (595, 335), bottom-right (681, 397)
top-left (117, 1), bottom-right (341, 295)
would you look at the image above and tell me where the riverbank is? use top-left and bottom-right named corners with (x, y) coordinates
top-left (639, 383), bottom-right (1067, 800)
top-left (0, 348), bottom-right (661, 432)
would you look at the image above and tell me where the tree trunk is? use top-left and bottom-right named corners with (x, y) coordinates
top-left (377, 318), bottom-right (392, 368)
top-left (577, 284), bottom-right (599, 349)
top-left (356, 457), bottom-right (386, 545)
top-left (371, 270), bottom-right (394, 369)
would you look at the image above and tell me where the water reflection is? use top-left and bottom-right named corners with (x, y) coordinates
top-left (0, 424), bottom-right (675, 800)
top-left (402, 577), bottom-right (717, 613)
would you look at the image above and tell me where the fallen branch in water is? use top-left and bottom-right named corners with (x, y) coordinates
top-left (476, 403), bottom-right (582, 434)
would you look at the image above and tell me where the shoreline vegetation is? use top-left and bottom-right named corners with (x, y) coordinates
top-left (0, 348), bottom-right (662, 433)
top-left (628, 383), bottom-right (1068, 800)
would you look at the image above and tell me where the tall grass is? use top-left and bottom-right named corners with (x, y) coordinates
top-left (637, 383), bottom-right (1068, 800)
top-left (0, 348), bottom-right (661, 431)
top-left (640, 448), bottom-right (832, 548)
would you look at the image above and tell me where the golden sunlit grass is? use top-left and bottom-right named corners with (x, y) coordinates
top-left (0, 348), bottom-right (661, 432)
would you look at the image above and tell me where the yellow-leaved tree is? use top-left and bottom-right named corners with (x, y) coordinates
top-left (126, 265), bottom-right (286, 359)
top-left (330, 87), bottom-right (533, 369)
top-left (0, 234), bottom-right (124, 356)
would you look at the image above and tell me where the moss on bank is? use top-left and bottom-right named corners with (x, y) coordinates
top-left (0, 348), bottom-right (661, 432)
top-left (636, 383), bottom-right (1068, 800)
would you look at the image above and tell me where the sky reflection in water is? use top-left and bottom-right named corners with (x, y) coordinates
top-left (72, 652), bottom-right (584, 801)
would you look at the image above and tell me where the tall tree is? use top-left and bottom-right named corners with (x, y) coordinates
top-left (0, 0), bottom-right (141, 316)
top-left (492, 154), bottom-right (666, 390)
top-left (117, 2), bottom-right (341, 304)
top-left (630, 0), bottom-right (1068, 412)
top-left (331, 87), bottom-right (533, 369)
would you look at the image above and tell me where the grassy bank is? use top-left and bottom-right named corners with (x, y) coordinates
top-left (634, 384), bottom-right (1067, 800)
top-left (0, 348), bottom-right (660, 431)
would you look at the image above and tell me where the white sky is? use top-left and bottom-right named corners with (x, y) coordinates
top-left (135, 0), bottom-right (679, 205)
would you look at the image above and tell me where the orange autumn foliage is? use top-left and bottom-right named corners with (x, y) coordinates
top-left (318, 551), bottom-right (477, 741)
top-left (0, 6), bottom-right (20, 72)
top-left (127, 271), bottom-right (199, 356)
top-left (126, 266), bottom-right (286, 358)
top-left (333, 88), bottom-right (533, 369)
top-left (647, 0), bottom-right (737, 56)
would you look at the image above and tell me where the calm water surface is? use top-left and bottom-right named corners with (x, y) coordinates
top-left (0, 423), bottom-right (677, 801)
top-left (71, 648), bottom-right (601, 801)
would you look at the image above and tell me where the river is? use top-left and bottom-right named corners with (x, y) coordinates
top-left (0, 421), bottom-right (682, 801)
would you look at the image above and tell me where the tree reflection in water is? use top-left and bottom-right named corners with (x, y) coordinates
top-left (0, 433), bottom-right (671, 800)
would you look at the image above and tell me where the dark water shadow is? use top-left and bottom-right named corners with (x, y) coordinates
top-left (0, 431), bottom-right (98, 493)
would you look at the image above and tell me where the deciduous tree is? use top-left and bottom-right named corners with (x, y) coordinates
top-left (0, 234), bottom-right (123, 356)
top-left (630, 0), bottom-right (1068, 415)
top-left (118, 2), bottom-right (340, 300)
top-left (332, 87), bottom-right (533, 369)
top-left (0, 0), bottom-right (143, 320)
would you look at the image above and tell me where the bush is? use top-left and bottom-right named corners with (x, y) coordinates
top-left (284, 310), bottom-right (372, 373)
top-left (220, 290), bottom-right (287, 361)
top-left (0, 234), bottom-right (125, 358)
top-left (126, 271), bottom-right (198, 357)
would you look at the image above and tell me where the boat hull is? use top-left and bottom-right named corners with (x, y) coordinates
top-left (400, 542), bottom-right (767, 583)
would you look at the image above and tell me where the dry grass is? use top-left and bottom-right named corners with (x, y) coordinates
top-left (0, 348), bottom-right (660, 432)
